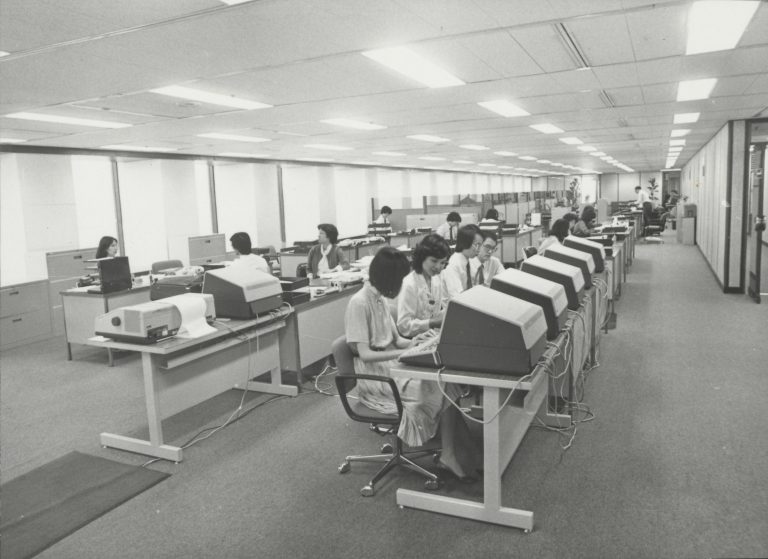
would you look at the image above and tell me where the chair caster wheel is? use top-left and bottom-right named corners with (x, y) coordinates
top-left (424, 479), bottom-right (440, 491)
top-left (524, 529), bottom-right (531, 534)
top-left (380, 443), bottom-right (393, 453)
top-left (360, 484), bottom-right (375, 497)
top-left (338, 462), bottom-right (350, 474)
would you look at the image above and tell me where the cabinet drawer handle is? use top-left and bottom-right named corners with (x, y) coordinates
top-left (73, 255), bottom-right (83, 259)
top-left (9, 291), bottom-right (20, 296)
top-left (204, 240), bottom-right (211, 244)
top-left (12, 318), bottom-right (22, 323)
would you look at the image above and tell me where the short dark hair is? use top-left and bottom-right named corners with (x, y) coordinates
top-left (634, 185), bottom-right (642, 191)
top-left (230, 232), bottom-right (252, 255)
top-left (563, 212), bottom-right (579, 223)
top-left (317, 223), bottom-right (339, 244)
top-left (380, 205), bottom-right (392, 215)
top-left (580, 205), bottom-right (596, 222)
top-left (412, 233), bottom-right (451, 273)
top-left (446, 211), bottom-right (461, 223)
top-left (96, 236), bottom-right (117, 259)
top-left (455, 224), bottom-right (480, 252)
top-left (481, 230), bottom-right (498, 243)
top-left (549, 219), bottom-right (570, 242)
top-left (368, 246), bottom-right (410, 298)
top-left (484, 208), bottom-right (499, 220)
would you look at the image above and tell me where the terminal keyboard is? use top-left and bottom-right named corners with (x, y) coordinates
top-left (399, 331), bottom-right (441, 368)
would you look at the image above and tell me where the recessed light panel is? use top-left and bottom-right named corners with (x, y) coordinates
top-left (493, 151), bottom-right (517, 156)
top-left (686, 1), bottom-right (759, 55)
top-left (578, 145), bottom-right (597, 152)
top-left (529, 123), bottom-right (564, 134)
top-left (198, 133), bottom-right (270, 143)
top-left (477, 100), bottom-right (530, 117)
top-left (362, 46), bottom-right (465, 88)
top-left (304, 144), bottom-right (353, 151)
top-left (459, 144), bottom-right (489, 151)
top-left (321, 118), bottom-right (386, 130)
top-left (559, 137), bottom-right (583, 145)
top-left (674, 112), bottom-right (700, 124)
top-left (677, 78), bottom-right (717, 101)
top-left (671, 129), bottom-right (691, 137)
top-left (407, 134), bottom-right (450, 142)
top-left (151, 85), bottom-right (272, 110)
top-left (4, 112), bottom-right (132, 128)
top-left (373, 151), bottom-right (406, 156)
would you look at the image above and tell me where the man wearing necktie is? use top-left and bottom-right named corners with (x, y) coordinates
top-left (442, 224), bottom-right (482, 303)
top-left (436, 211), bottom-right (462, 244)
top-left (474, 231), bottom-right (504, 287)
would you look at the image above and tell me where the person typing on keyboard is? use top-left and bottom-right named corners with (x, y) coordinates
top-left (396, 233), bottom-right (450, 338)
top-left (345, 247), bottom-right (481, 483)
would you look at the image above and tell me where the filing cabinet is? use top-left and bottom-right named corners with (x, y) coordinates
top-left (0, 280), bottom-right (52, 350)
top-left (46, 247), bottom-right (97, 336)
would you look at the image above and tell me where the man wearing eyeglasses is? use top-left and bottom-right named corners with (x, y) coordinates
top-left (474, 231), bottom-right (504, 287)
top-left (441, 224), bottom-right (482, 302)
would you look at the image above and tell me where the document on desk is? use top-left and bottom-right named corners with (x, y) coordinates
top-left (175, 296), bottom-right (217, 338)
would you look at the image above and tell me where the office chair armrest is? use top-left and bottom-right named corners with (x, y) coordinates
top-left (335, 374), bottom-right (403, 425)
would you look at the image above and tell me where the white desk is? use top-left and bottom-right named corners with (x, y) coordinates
top-left (391, 364), bottom-right (550, 531)
top-left (85, 310), bottom-right (297, 462)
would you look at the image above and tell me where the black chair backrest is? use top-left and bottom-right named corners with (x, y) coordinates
top-left (296, 263), bottom-right (308, 278)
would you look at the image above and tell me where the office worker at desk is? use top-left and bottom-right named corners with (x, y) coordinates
top-left (229, 232), bottom-right (270, 274)
top-left (538, 218), bottom-right (571, 253)
top-left (442, 225), bottom-right (482, 302)
top-left (374, 205), bottom-right (392, 224)
top-left (572, 206), bottom-right (597, 238)
top-left (307, 223), bottom-right (350, 276)
top-left (478, 207), bottom-right (500, 224)
top-left (563, 212), bottom-right (579, 233)
top-left (345, 247), bottom-right (480, 481)
top-left (95, 236), bottom-right (118, 259)
top-left (435, 211), bottom-right (462, 243)
top-left (396, 233), bottom-right (450, 338)
top-left (474, 230), bottom-right (503, 287)
top-left (633, 185), bottom-right (650, 207)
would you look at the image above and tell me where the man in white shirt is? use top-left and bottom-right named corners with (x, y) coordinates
top-left (229, 232), bottom-right (270, 274)
top-left (435, 211), bottom-right (462, 243)
top-left (474, 231), bottom-right (504, 287)
top-left (634, 186), bottom-right (650, 206)
top-left (442, 225), bottom-right (482, 303)
top-left (374, 205), bottom-right (392, 224)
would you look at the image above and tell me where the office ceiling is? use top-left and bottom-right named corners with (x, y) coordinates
top-left (1, 0), bottom-right (767, 176)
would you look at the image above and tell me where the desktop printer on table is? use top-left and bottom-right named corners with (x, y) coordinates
top-left (95, 293), bottom-right (215, 343)
top-left (202, 267), bottom-right (283, 319)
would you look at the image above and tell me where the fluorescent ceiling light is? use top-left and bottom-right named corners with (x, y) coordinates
top-left (578, 145), bottom-right (597, 152)
top-left (407, 134), bottom-right (450, 142)
top-left (373, 151), bottom-right (406, 156)
top-left (559, 137), bottom-right (583, 145)
top-left (494, 151), bottom-right (517, 156)
top-left (479, 163), bottom-right (496, 167)
top-left (601, 156), bottom-right (613, 161)
top-left (477, 100), bottom-right (530, 118)
top-left (101, 145), bottom-right (177, 152)
top-left (198, 132), bottom-right (270, 143)
top-left (219, 152), bottom-right (270, 158)
top-left (418, 156), bottom-right (446, 161)
top-left (4, 112), bottom-right (131, 129)
top-left (150, 85), bottom-right (271, 110)
top-left (518, 155), bottom-right (537, 161)
top-left (668, 146), bottom-right (684, 152)
top-left (497, 165), bottom-right (513, 169)
top-left (0, 137), bottom-right (27, 143)
top-left (677, 78), bottom-right (717, 101)
top-left (452, 160), bottom-right (473, 164)
top-left (362, 46), bottom-right (464, 88)
top-left (297, 157), bottom-right (334, 163)
top-left (670, 139), bottom-right (686, 146)
top-left (321, 118), bottom-right (386, 130)
top-left (537, 159), bottom-right (551, 164)
top-left (590, 151), bottom-right (606, 157)
top-left (529, 123), bottom-right (564, 134)
top-left (671, 129), bottom-right (691, 137)
top-left (674, 112), bottom-right (700, 124)
top-left (0, 51), bottom-right (10, 57)
top-left (304, 143), bottom-right (353, 151)
top-left (686, 1), bottom-right (759, 55)
top-left (551, 163), bottom-right (565, 167)
top-left (459, 144), bottom-right (489, 151)
top-left (220, 0), bottom-right (256, 4)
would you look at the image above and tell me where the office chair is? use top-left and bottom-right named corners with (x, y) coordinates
top-left (643, 213), bottom-right (668, 243)
top-left (151, 259), bottom-right (183, 274)
top-left (296, 263), bottom-right (308, 278)
top-left (522, 246), bottom-right (537, 260)
top-left (332, 336), bottom-right (441, 497)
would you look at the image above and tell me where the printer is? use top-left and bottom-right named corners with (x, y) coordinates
top-left (95, 293), bottom-right (215, 343)
top-left (202, 267), bottom-right (283, 319)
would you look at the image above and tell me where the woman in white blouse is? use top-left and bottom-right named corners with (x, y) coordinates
top-left (397, 234), bottom-right (451, 338)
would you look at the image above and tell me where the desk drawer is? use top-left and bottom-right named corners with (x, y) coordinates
top-left (0, 281), bottom-right (49, 317)
top-left (190, 256), bottom-right (224, 266)
top-left (0, 308), bottom-right (52, 347)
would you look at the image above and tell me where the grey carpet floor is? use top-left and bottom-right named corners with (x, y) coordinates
top-left (1, 230), bottom-right (767, 559)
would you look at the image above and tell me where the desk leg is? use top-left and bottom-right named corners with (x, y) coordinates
top-left (66, 342), bottom-right (72, 361)
top-left (243, 366), bottom-right (299, 397)
top-left (396, 385), bottom-right (536, 531)
top-left (107, 348), bottom-right (114, 367)
top-left (100, 352), bottom-right (183, 462)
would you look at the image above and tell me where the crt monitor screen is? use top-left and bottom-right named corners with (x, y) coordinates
top-left (540, 244), bottom-right (594, 287)
top-left (98, 257), bottom-right (132, 293)
top-left (563, 236), bottom-right (605, 272)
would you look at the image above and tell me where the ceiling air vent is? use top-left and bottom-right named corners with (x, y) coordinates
top-left (617, 117), bottom-right (629, 127)
top-left (599, 90), bottom-right (617, 109)
top-left (554, 23), bottom-right (591, 70)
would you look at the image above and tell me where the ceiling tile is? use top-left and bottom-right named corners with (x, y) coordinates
top-left (567, 14), bottom-right (635, 66)
top-left (625, 3), bottom-right (687, 61)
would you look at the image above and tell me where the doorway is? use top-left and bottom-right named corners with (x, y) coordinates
top-left (746, 120), bottom-right (767, 303)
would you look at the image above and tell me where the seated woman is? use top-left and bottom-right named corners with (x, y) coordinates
top-left (572, 206), bottom-right (597, 237)
top-left (229, 232), bottom-right (270, 274)
top-left (397, 233), bottom-right (450, 338)
top-left (307, 223), bottom-right (350, 276)
top-left (479, 208), bottom-right (500, 223)
top-left (345, 247), bottom-right (481, 481)
top-left (538, 218), bottom-right (571, 253)
top-left (95, 236), bottom-right (118, 259)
